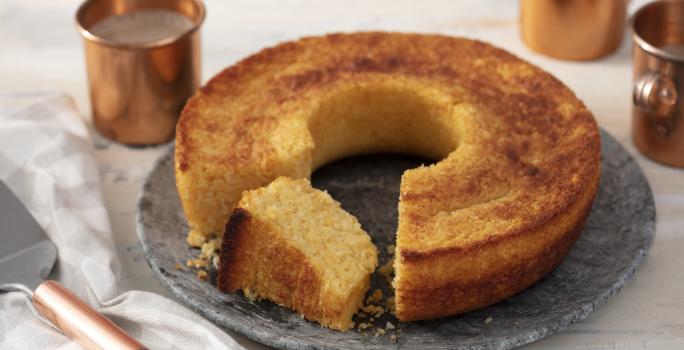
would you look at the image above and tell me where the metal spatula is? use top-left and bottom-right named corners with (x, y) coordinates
top-left (0, 179), bottom-right (146, 350)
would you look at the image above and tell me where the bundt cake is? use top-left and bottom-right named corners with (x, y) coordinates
top-left (175, 32), bottom-right (601, 322)
top-left (217, 177), bottom-right (378, 330)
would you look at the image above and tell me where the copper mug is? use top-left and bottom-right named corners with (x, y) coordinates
top-left (520, 0), bottom-right (627, 61)
top-left (632, 0), bottom-right (684, 168)
top-left (76, 0), bottom-right (204, 145)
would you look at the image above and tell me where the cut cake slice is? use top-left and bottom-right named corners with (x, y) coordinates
top-left (217, 177), bottom-right (378, 331)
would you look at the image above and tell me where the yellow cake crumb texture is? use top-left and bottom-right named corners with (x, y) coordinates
top-left (218, 177), bottom-right (378, 331)
top-left (241, 177), bottom-right (378, 296)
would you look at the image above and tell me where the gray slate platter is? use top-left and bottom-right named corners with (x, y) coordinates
top-left (136, 130), bottom-right (655, 350)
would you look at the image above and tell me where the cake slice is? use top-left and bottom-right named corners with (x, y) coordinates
top-left (217, 177), bottom-right (378, 331)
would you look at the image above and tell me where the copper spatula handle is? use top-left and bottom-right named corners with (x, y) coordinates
top-left (32, 280), bottom-right (146, 350)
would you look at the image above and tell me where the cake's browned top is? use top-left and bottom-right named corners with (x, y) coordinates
top-left (176, 32), bottom-right (601, 257)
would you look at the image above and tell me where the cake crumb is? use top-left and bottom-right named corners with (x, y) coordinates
top-left (175, 262), bottom-right (184, 270)
top-left (390, 334), bottom-right (397, 342)
top-left (356, 312), bottom-right (367, 319)
top-left (386, 244), bottom-right (395, 255)
top-left (372, 288), bottom-right (383, 300)
top-left (484, 316), bottom-right (493, 324)
top-left (244, 288), bottom-right (261, 301)
top-left (358, 322), bottom-right (372, 330)
top-left (374, 328), bottom-right (386, 337)
top-left (186, 258), bottom-right (208, 269)
top-left (377, 257), bottom-right (394, 284)
top-left (186, 231), bottom-right (206, 248)
top-left (200, 238), bottom-right (221, 259)
top-left (361, 304), bottom-right (384, 317)
top-left (386, 321), bottom-right (395, 330)
top-left (196, 270), bottom-right (208, 280)
top-left (366, 289), bottom-right (383, 304)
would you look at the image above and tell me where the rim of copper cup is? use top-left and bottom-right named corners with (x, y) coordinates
top-left (630, 0), bottom-right (684, 63)
top-left (75, 0), bottom-right (205, 50)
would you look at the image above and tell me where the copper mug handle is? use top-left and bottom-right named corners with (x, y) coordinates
top-left (633, 71), bottom-right (678, 137)
top-left (33, 280), bottom-right (146, 350)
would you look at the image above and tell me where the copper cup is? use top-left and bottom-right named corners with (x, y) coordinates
top-left (76, 0), bottom-right (204, 145)
top-left (631, 0), bottom-right (684, 168)
top-left (520, 0), bottom-right (627, 61)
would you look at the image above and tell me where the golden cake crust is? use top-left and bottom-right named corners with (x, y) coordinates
top-left (218, 208), bottom-right (323, 317)
top-left (177, 32), bottom-right (601, 322)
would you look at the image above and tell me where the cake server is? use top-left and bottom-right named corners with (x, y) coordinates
top-left (0, 179), bottom-right (146, 350)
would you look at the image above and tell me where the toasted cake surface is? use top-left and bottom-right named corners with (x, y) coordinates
top-left (177, 32), bottom-right (601, 321)
top-left (218, 177), bottom-right (378, 330)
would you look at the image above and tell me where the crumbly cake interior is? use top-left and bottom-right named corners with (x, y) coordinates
top-left (221, 177), bottom-right (378, 330)
top-left (243, 177), bottom-right (377, 296)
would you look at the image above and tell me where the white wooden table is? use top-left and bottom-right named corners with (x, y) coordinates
top-left (1, 1), bottom-right (683, 349)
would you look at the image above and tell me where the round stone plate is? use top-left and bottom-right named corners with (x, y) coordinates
top-left (136, 130), bottom-right (655, 350)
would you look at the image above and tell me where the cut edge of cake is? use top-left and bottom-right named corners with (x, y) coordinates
top-left (217, 177), bottom-right (378, 331)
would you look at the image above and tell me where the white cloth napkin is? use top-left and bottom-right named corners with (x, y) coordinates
top-left (0, 93), bottom-right (246, 350)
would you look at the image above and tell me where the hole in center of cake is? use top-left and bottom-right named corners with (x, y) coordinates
top-left (311, 153), bottom-right (435, 329)
top-left (307, 83), bottom-right (459, 169)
